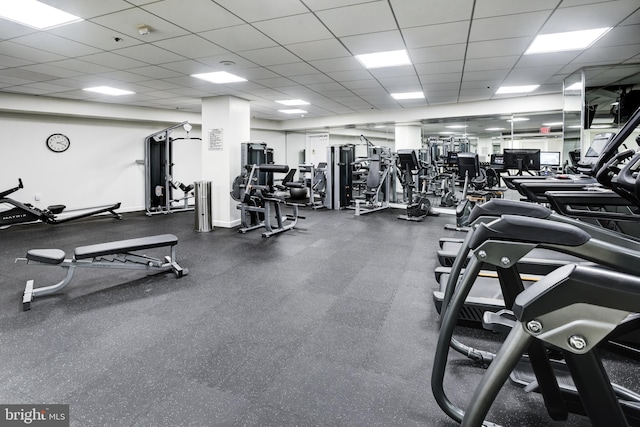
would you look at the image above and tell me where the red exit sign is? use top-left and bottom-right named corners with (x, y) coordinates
top-left (540, 127), bottom-right (551, 134)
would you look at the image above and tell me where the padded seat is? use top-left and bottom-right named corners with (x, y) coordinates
top-left (26, 249), bottom-right (66, 265)
top-left (74, 234), bottom-right (178, 260)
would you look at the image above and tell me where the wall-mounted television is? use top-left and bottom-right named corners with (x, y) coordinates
top-left (503, 149), bottom-right (541, 173)
top-left (540, 151), bottom-right (561, 167)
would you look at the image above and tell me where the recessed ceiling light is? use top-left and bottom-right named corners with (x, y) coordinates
top-left (495, 85), bottom-right (539, 94)
top-left (525, 27), bottom-right (611, 55)
top-left (542, 122), bottom-right (563, 126)
top-left (446, 125), bottom-right (467, 129)
top-left (355, 50), bottom-right (411, 69)
top-left (83, 86), bottom-right (135, 96)
top-left (279, 109), bottom-right (307, 114)
top-left (0, 0), bottom-right (83, 29)
top-left (485, 127), bottom-right (505, 131)
top-left (391, 92), bottom-right (424, 100)
top-left (439, 131), bottom-right (455, 135)
top-left (192, 71), bottom-right (247, 84)
top-left (276, 99), bottom-right (309, 106)
top-left (507, 117), bottom-right (530, 122)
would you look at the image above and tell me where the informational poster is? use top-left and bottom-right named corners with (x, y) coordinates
top-left (208, 128), bottom-right (223, 150)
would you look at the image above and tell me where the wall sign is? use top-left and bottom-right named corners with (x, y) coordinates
top-left (208, 128), bottom-right (223, 150)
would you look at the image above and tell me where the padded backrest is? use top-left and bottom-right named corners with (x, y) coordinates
top-left (366, 155), bottom-right (381, 188)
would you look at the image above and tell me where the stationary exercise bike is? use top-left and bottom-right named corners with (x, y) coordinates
top-left (0, 178), bottom-right (122, 229)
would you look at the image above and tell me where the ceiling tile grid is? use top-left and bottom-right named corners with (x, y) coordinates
top-left (0, 0), bottom-right (635, 120)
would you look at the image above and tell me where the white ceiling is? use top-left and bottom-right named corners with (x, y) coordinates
top-left (0, 0), bottom-right (639, 124)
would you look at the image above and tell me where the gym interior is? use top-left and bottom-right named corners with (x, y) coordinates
top-left (1, 1), bottom-right (640, 426)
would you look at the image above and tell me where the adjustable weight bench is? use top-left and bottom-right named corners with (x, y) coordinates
top-left (16, 234), bottom-right (187, 311)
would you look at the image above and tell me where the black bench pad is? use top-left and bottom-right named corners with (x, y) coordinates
top-left (26, 249), bottom-right (66, 265)
top-left (74, 234), bottom-right (178, 260)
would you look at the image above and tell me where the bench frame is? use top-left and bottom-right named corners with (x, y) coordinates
top-left (16, 234), bottom-right (186, 311)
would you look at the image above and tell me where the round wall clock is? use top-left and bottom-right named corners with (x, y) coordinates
top-left (46, 133), bottom-right (71, 153)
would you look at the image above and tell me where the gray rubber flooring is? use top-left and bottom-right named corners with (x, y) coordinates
top-left (0, 205), bottom-right (617, 426)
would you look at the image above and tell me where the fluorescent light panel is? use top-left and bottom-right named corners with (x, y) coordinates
top-left (355, 50), bottom-right (411, 69)
top-left (192, 71), bottom-right (247, 84)
top-left (508, 117), bottom-right (530, 122)
top-left (391, 92), bottom-right (424, 100)
top-left (83, 86), bottom-right (134, 96)
top-left (446, 125), bottom-right (467, 129)
top-left (525, 27), bottom-right (611, 55)
top-left (542, 122), bottom-right (563, 126)
top-left (279, 109), bottom-right (307, 114)
top-left (496, 85), bottom-right (539, 94)
top-left (485, 127), bottom-right (505, 131)
top-left (0, 0), bottom-right (82, 29)
top-left (276, 99), bottom-right (309, 106)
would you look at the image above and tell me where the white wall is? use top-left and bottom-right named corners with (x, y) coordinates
top-left (1, 113), bottom-right (201, 213)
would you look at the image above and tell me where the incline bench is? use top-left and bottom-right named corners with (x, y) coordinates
top-left (16, 234), bottom-right (187, 311)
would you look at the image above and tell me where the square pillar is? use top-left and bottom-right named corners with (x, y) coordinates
top-left (201, 96), bottom-right (250, 228)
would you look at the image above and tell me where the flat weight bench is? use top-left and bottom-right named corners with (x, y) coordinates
top-left (16, 234), bottom-right (187, 311)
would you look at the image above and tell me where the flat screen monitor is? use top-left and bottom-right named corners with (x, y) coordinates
top-left (540, 151), bottom-right (561, 167)
top-left (446, 151), bottom-right (459, 165)
top-left (490, 154), bottom-right (505, 170)
top-left (503, 148), bottom-right (541, 172)
top-left (456, 152), bottom-right (479, 180)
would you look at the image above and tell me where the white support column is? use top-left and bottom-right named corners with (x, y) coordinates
top-left (395, 123), bottom-right (422, 150)
top-left (201, 96), bottom-right (250, 228)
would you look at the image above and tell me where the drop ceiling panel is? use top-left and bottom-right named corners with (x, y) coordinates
top-left (572, 45), bottom-right (640, 65)
top-left (592, 24), bottom-right (640, 48)
top-left (540, 0), bottom-right (640, 33)
top-left (40, 0), bottom-right (133, 18)
top-left (465, 56), bottom-right (520, 72)
top-left (253, 14), bottom-right (334, 45)
top-left (326, 69), bottom-right (373, 81)
top-left (0, 54), bottom-right (34, 69)
top-left (303, 0), bottom-right (374, 12)
top-left (340, 30), bottom-right (405, 55)
top-left (473, 0), bottom-right (560, 19)
top-left (469, 11), bottom-right (550, 42)
top-left (240, 46), bottom-right (301, 66)
top-left (113, 44), bottom-right (186, 64)
top-left (0, 20), bottom-right (37, 39)
top-left (315, 2), bottom-right (397, 37)
top-left (89, 8), bottom-right (190, 43)
top-left (267, 62), bottom-right (320, 76)
top-left (409, 44), bottom-right (467, 64)
top-left (403, 21), bottom-right (471, 49)
top-left (11, 33), bottom-right (101, 57)
top-left (213, 0), bottom-right (309, 23)
top-left (20, 63), bottom-right (84, 79)
top-left (517, 51), bottom-right (582, 67)
top-left (141, 0), bottom-right (244, 32)
top-left (466, 38), bottom-right (533, 59)
top-left (415, 61), bottom-right (464, 75)
top-left (153, 35), bottom-right (228, 59)
top-left (286, 39), bottom-right (351, 62)
top-left (308, 57), bottom-right (363, 73)
top-left (49, 21), bottom-right (142, 51)
top-left (390, 0), bottom-right (474, 27)
top-left (200, 25), bottom-right (278, 52)
top-left (79, 52), bottom-right (150, 69)
top-left (129, 66), bottom-right (184, 80)
top-left (418, 72), bottom-right (463, 84)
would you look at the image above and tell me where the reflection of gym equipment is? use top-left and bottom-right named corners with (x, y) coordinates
top-left (325, 144), bottom-right (355, 210)
top-left (17, 234), bottom-right (187, 311)
top-left (0, 179), bottom-right (122, 230)
top-left (231, 164), bottom-right (303, 238)
top-left (144, 121), bottom-right (199, 215)
top-left (354, 147), bottom-right (392, 216)
top-left (396, 149), bottom-right (434, 221)
top-left (289, 163), bottom-right (327, 209)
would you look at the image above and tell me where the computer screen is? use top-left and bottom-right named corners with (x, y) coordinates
top-left (490, 154), bottom-right (505, 170)
top-left (540, 151), bottom-right (561, 166)
top-left (503, 149), bottom-right (541, 171)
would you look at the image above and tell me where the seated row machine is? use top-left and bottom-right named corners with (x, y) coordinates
top-left (231, 164), bottom-right (303, 238)
top-left (17, 234), bottom-right (187, 311)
